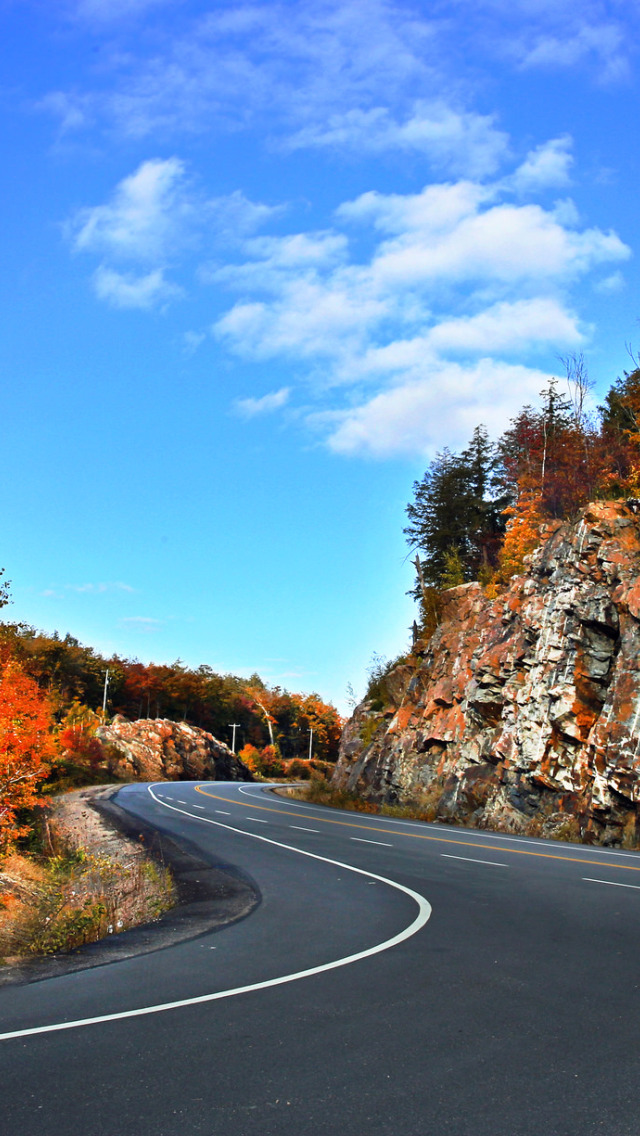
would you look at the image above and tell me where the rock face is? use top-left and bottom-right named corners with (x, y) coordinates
top-left (333, 500), bottom-right (640, 846)
top-left (96, 717), bottom-right (253, 783)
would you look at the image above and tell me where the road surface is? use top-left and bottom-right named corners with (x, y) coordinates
top-left (2, 780), bottom-right (640, 1136)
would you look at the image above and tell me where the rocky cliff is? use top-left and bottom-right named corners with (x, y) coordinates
top-left (333, 500), bottom-right (640, 846)
top-left (96, 717), bottom-right (252, 783)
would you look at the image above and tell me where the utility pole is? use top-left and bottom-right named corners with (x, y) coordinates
top-left (308, 727), bottom-right (313, 761)
top-left (229, 723), bottom-right (240, 753)
top-left (102, 669), bottom-right (110, 722)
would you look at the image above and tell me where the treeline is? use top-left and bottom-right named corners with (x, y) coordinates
top-left (0, 616), bottom-right (343, 850)
top-left (405, 359), bottom-right (640, 628)
top-left (0, 622), bottom-right (343, 762)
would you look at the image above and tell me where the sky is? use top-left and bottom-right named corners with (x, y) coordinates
top-left (2, 0), bottom-right (640, 714)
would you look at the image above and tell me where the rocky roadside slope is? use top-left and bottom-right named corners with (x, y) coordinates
top-left (96, 717), bottom-right (253, 782)
top-left (333, 500), bottom-right (640, 846)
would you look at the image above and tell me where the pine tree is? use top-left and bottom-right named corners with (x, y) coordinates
top-left (404, 427), bottom-right (507, 592)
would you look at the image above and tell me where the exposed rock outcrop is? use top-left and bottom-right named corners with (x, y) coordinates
top-left (96, 717), bottom-right (253, 783)
top-left (333, 500), bottom-right (640, 846)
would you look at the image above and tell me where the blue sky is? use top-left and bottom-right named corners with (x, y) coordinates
top-left (2, 0), bottom-right (640, 713)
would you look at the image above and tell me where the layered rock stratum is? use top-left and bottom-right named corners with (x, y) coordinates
top-left (96, 717), bottom-right (252, 783)
top-left (333, 500), bottom-right (640, 846)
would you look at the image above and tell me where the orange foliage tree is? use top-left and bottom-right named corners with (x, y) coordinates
top-left (493, 493), bottom-right (545, 584)
top-left (0, 656), bottom-right (58, 851)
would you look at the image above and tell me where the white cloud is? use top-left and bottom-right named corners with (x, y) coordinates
top-left (213, 170), bottom-right (628, 454)
top-left (515, 21), bottom-right (629, 83)
top-left (93, 265), bottom-right (183, 309)
top-left (234, 387), bottom-right (291, 417)
top-left (510, 136), bottom-right (574, 194)
top-left (322, 360), bottom-right (554, 458)
top-left (39, 91), bottom-right (93, 135)
top-left (594, 271), bottom-right (625, 294)
top-left (74, 0), bottom-right (174, 22)
top-left (182, 330), bottom-right (206, 354)
top-left (214, 180), bottom-right (628, 370)
top-left (427, 298), bottom-right (582, 354)
top-left (120, 616), bottom-right (163, 630)
top-left (69, 582), bottom-right (135, 594)
top-left (69, 167), bottom-right (281, 308)
top-left (285, 101), bottom-right (509, 177)
top-left (69, 157), bottom-right (189, 262)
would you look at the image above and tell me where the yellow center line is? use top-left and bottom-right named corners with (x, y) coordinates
top-left (194, 786), bottom-right (640, 872)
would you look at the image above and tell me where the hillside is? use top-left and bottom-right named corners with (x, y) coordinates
top-left (333, 500), bottom-right (640, 847)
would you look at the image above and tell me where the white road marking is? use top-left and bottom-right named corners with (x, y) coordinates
top-left (215, 810), bottom-right (231, 815)
top-left (0, 787), bottom-right (432, 1043)
top-left (351, 837), bottom-right (393, 847)
top-left (442, 854), bottom-right (508, 868)
top-left (239, 785), bottom-right (640, 862)
top-left (192, 805), bottom-right (205, 810)
top-left (583, 877), bottom-right (640, 890)
top-left (246, 818), bottom-right (268, 823)
top-left (289, 825), bottom-right (320, 833)
top-left (177, 800), bottom-right (187, 804)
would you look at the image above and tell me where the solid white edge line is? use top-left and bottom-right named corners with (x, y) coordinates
top-left (442, 854), bottom-right (508, 868)
top-left (0, 785), bottom-right (432, 1043)
top-left (582, 877), bottom-right (640, 890)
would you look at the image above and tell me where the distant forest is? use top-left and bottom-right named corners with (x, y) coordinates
top-left (0, 619), bottom-right (343, 760)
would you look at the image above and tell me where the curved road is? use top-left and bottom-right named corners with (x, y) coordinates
top-left (2, 781), bottom-right (640, 1135)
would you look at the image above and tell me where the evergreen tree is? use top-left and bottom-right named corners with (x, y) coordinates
top-left (404, 426), bottom-right (507, 592)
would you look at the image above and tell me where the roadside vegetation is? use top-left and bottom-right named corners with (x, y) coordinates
top-left (0, 843), bottom-right (174, 964)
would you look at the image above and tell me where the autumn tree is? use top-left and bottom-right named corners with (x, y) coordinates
top-left (0, 655), bottom-right (57, 852)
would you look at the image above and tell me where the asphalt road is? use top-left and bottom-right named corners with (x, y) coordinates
top-left (2, 780), bottom-right (640, 1136)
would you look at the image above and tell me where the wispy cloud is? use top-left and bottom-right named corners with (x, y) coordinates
top-left (233, 387), bottom-right (291, 417)
top-left (67, 163), bottom-right (279, 309)
top-left (68, 582), bottom-right (136, 594)
top-left (93, 265), bottom-right (183, 310)
top-left (508, 135), bottom-right (574, 194)
top-left (68, 157), bottom-right (191, 262)
top-left (43, 0), bottom-right (638, 155)
top-left (283, 101), bottom-right (510, 178)
top-left (120, 616), bottom-right (163, 631)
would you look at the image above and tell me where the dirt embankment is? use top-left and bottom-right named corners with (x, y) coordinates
top-left (0, 785), bottom-right (259, 985)
top-left (0, 786), bottom-right (175, 973)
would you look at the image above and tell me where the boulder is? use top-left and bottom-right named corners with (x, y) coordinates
top-left (96, 717), bottom-right (252, 783)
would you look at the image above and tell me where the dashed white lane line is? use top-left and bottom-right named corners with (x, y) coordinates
top-left (177, 800), bottom-right (187, 804)
top-left (290, 825), bottom-right (320, 833)
top-left (247, 818), bottom-right (269, 824)
top-left (583, 877), bottom-right (640, 890)
top-left (442, 853), bottom-right (508, 868)
top-left (351, 837), bottom-right (393, 848)
top-left (215, 810), bottom-right (231, 815)
top-left (241, 785), bottom-right (640, 865)
top-left (192, 804), bottom-right (205, 810)
top-left (0, 787), bottom-right (432, 1043)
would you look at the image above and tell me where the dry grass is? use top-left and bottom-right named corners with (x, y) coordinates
top-left (287, 776), bottom-right (444, 823)
top-left (0, 848), bottom-right (174, 964)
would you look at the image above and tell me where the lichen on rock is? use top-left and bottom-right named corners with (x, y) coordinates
top-left (332, 500), bottom-right (640, 846)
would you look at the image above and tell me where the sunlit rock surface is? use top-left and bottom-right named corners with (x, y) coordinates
top-left (333, 500), bottom-right (640, 845)
top-left (96, 717), bottom-right (252, 783)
